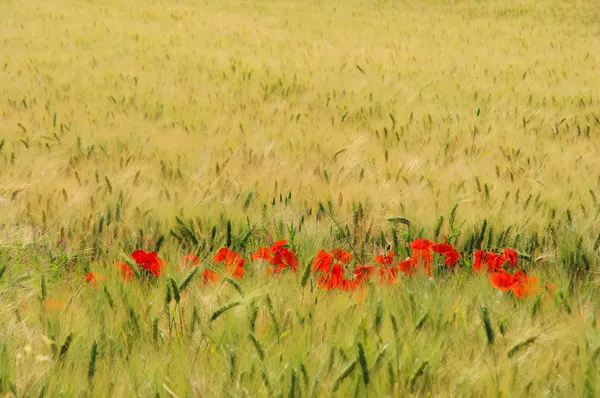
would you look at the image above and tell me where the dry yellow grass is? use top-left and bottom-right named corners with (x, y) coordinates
top-left (0, 0), bottom-right (599, 396)
top-left (2, 0), bottom-right (599, 249)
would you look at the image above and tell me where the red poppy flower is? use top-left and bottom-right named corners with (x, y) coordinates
top-left (331, 248), bottom-right (352, 264)
top-left (278, 249), bottom-right (299, 271)
top-left (85, 272), bottom-right (108, 288)
top-left (131, 250), bottom-right (166, 276)
top-left (484, 252), bottom-right (498, 268)
top-left (231, 265), bottom-right (245, 278)
top-left (504, 248), bottom-right (518, 267)
top-left (511, 270), bottom-right (539, 298)
top-left (485, 252), bottom-right (505, 271)
top-left (117, 261), bottom-right (135, 281)
top-left (311, 250), bottom-right (333, 273)
top-left (354, 264), bottom-right (376, 283)
top-left (213, 247), bottom-right (245, 279)
top-left (377, 266), bottom-right (398, 285)
top-left (182, 254), bottom-right (200, 267)
top-left (375, 252), bottom-right (395, 266)
top-left (444, 250), bottom-right (460, 267)
top-left (410, 238), bottom-right (434, 275)
top-left (317, 263), bottom-right (345, 290)
top-left (340, 279), bottom-right (359, 292)
top-left (411, 238), bottom-right (433, 251)
top-left (473, 250), bottom-right (486, 272)
top-left (398, 258), bottom-right (417, 276)
top-left (252, 248), bottom-right (271, 261)
top-left (252, 240), bottom-right (299, 274)
top-left (489, 269), bottom-right (519, 291)
top-left (432, 237), bottom-right (453, 254)
top-left (272, 239), bottom-right (287, 248)
top-left (213, 248), bottom-right (240, 266)
top-left (411, 249), bottom-right (433, 276)
top-left (312, 249), bottom-right (361, 291)
top-left (202, 269), bottom-right (220, 285)
top-left (213, 247), bottom-right (230, 262)
top-left (86, 272), bottom-right (97, 287)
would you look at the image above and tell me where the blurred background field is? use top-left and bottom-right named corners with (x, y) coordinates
top-left (0, 0), bottom-right (599, 396)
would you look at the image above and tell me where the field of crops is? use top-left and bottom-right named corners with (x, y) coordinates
top-left (1, 0), bottom-right (600, 396)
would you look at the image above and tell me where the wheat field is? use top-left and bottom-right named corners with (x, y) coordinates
top-left (1, 0), bottom-right (599, 396)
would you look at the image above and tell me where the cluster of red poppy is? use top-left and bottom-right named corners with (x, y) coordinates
top-left (172, 249), bottom-right (247, 285)
top-left (252, 240), bottom-right (299, 274)
top-left (113, 250), bottom-right (167, 282)
top-left (83, 238), bottom-right (543, 300)
top-left (308, 237), bottom-right (461, 291)
top-left (86, 243), bottom-right (299, 288)
top-left (213, 247), bottom-right (246, 278)
top-left (311, 248), bottom-right (361, 291)
top-left (472, 248), bottom-right (538, 298)
top-left (398, 237), bottom-right (460, 277)
top-left (85, 250), bottom-right (167, 287)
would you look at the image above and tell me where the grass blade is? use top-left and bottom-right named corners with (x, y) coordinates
top-left (507, 337), bottom-right (537, 358)
top-left (178, 266), bottom-right (199, 293)
top-left (210, 302), bottom-right (241, 322)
